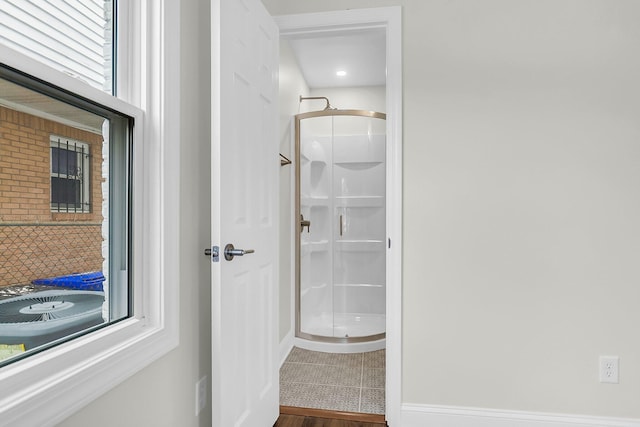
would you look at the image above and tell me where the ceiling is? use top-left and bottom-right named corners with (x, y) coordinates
top-left (287, 29), bottom-right (386, 89)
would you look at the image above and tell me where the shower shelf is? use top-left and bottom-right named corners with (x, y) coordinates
top-left (301, 195), bottom-right (329, 205)
top-left (335, 195), bottom-right (383, 199)
top-left (333, 161), bottom-right (383, 167)
top-left (301, 240), bottom-right (329, 252)
top-left (334, 283), bottom-right (384, 288)
top-left (300, 283), bottom-right (328, 297)
top-left (334, 240), bottom-right (385, 252)
top-left (334, 195), bottom-right (383, 207)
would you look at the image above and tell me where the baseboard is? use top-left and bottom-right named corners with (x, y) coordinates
top-left (279, 332), bottom-right (294, 367)
top-left (401, 404), bottom-right (640, 427)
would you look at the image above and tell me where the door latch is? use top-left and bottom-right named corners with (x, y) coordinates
top-left (204, 245), bottom-right (220, 262)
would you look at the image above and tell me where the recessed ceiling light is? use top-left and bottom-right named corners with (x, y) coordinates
top-left (336, 70), bottom-right (347, 77)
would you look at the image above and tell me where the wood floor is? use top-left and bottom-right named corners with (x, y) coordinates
top-left (274, 414), bottom-right (387, 427)
top-left (274, 407), bottom-right (387, 427)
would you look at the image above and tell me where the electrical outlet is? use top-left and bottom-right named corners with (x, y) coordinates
top-left (599, 356), bottom-right (619, 384)
top-left (195, 375), bottom-right (207, 415)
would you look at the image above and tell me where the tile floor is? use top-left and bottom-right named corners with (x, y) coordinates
top-left (280, 347), bottom-right (385, 414)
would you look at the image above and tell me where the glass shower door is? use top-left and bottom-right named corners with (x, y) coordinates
top-left (299, 116), bottom-right (333, 338)
top-left (332, 115), bottom-right (386, 339)
top-left (297, 111), bottom-right (386, 342)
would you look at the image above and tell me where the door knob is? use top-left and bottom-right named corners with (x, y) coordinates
top-left (300, 214), bottom-right (311, 233)
top-left (224, 243), bottom-right (255, 261)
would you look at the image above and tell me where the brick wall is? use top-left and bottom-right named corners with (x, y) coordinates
top-left (0, 106), bottom-right (105, 287)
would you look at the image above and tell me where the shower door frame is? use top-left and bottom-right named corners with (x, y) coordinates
top-left (295, 109), bottom-right (387, 344)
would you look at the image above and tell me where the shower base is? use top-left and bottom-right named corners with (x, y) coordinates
top-left (297, 312), bottom-right (385, 353)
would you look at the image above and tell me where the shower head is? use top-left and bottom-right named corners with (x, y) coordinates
top-left (299, 96), bottom-right (337, 112)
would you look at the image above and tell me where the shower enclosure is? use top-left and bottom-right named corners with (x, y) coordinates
top-left (295, 108), bottom-right (386, 349)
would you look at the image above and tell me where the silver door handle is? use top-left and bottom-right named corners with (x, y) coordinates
top-left (224, 243), bottom-right (255, 261)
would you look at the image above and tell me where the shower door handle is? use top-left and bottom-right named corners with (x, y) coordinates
top-left (224, 243), bottom-right (255, 261)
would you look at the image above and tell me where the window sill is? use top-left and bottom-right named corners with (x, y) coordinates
top-left (0, 316), bottom-right (178, 426)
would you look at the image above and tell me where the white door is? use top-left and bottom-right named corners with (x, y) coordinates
top-left (210, 0), bottom-right (279, 426)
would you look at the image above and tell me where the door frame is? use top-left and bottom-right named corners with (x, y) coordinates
top-left (275, 7), bottom-right (402, 425)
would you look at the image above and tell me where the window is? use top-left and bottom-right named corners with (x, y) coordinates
top-left (50, 136), bottom-right (91, 212)
top-left (0, 65), bottom-right (131, 365)
top-left (0, 1), bottom-right (180, 425)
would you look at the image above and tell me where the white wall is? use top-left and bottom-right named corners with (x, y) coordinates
top-left (278, 39), bottom-right (309, 345)
top-left (57, 0), bottom-right (212, 425)
top-left (52, 0), bottom-right (640, 424)
top-left (310, 86), bottom-right (385, 113)
top-left (264, 0), bottom-right (640, 420)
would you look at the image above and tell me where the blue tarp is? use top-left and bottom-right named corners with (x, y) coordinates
top-left (32, 272), bottom-right (105, 291)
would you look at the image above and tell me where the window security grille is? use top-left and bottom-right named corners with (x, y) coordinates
top-left (50, 137), bottom-right (91, 213)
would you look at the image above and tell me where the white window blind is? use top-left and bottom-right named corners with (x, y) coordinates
top-left (0, 0), bottom-right (112, 92)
